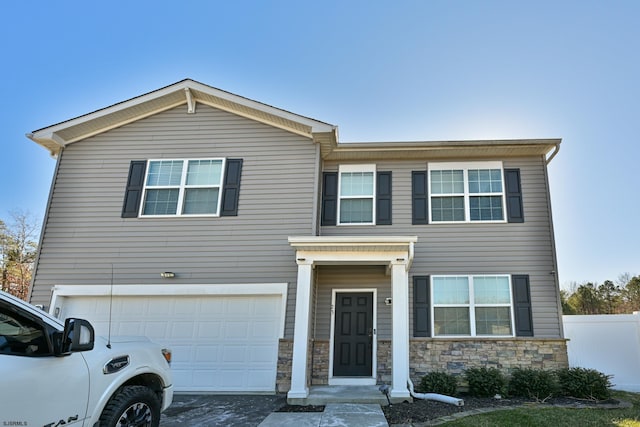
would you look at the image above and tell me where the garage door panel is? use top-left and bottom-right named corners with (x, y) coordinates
top-left (197, 321), bottom-right (222, 338)
top-left (248, 370), bottom-right (275, 387)
top-left (253, 321), bottom-right (279, 337)
top-left (250, 346), bottom-right (278, 363)
top-left (58, 294), bottom-right (282, 392)
top-left (144, 321), bottom-right (169, 337)
top-left (194, 345), bottom-right (219, 361)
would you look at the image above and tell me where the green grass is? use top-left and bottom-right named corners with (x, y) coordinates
top-left (440, 391), bottom-right (640, 427)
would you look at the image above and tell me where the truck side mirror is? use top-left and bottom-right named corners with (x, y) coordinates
top-left (57, 318), bottom-right (95, 356)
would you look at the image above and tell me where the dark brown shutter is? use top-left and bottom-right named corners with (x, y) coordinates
top-left (505, 169), bottom-right (524, 223)
top-left (512, 274), bottom-right (534, 336)
top-left (376, 171), bottom-right (392, 225)
top-left (412, 171), bottom-right (429, 225)
top-left (121, 160), bottom-right (147, 218)
top-left (220, 159), bottom-right (243, 216)
top-left (413, 276), bottom-right (431, 337)
top-left (321, 172), bottom-right (338, 226)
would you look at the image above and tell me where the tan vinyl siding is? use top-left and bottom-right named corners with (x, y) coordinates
top-left (313, 265), bottom-right (392, 340)
top-left (31, 104), bottom-right (316, 337)
top-left (321, 157), bottom-right (562, 338)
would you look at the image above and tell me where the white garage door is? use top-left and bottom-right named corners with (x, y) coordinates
top-left (59, 294), bottom-right (283, 392)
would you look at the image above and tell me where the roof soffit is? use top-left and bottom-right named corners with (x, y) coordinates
top-left (28, 79), bottom-right (337, 155)
top-left (318, 139), bottom-right (561, 161)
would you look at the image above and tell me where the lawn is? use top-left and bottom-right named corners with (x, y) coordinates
top-left (439, 391), bottom-right (640, 427)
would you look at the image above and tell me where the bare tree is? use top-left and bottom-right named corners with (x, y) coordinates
top-left (0, 211), bottom-right (39, 300)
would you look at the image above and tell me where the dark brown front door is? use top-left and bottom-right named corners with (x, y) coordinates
top-left (333, 292), bottom-right (373, 377)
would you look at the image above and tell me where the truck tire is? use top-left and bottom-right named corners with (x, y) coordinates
top-left (99, 385), bottom-right (161, 427)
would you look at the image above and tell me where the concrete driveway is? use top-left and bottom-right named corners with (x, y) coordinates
top-left (160, 394), bottom-right (287, 427)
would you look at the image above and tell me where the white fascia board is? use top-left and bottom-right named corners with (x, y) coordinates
top-left (295, 251), bottom-right (411, 264)
top-left (186, 80), bottom-right (336, 133)
top-left (29, 79), bottom-right (336, 147)
top-left (288, 236), bottom-right (418, 246)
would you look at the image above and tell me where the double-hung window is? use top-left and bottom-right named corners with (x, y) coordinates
top-left (338, 164), bottom-right (376, 225)
top-left (431, 275), bottom-right (514, 337)
top-left (429, 161), bottom-right (505, 223)
top-left (141, 158), bottom-right (225, 216)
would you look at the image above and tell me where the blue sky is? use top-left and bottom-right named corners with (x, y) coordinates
top-left (1, 1), bottom-right (638, 287)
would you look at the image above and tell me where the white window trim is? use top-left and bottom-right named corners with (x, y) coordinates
top-left (140, 158), bottom-right (226, 218)
top-left (337, 164), bottom-right (377, 226)
top-left (431, 274), bottom-right (515, 338)
top-left (428, 161), bottom-right (506, 224)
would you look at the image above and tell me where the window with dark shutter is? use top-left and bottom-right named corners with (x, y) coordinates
top-left (121, 160), bottom-right (147, 218)
top-left (412, 171), bottom-right (429, 225)
top-left (220, 159), bottom-right (243, 216)
top-left (376, 171), bottom-right (392, 225)
top-left (512, 274), bottom-right (534, 336)
top-left (321, 172), bottom-right (338, 226)
top-left (505, 168), bottom-right (524, 223)
top-left (413, 276), bottom-right (431, 337)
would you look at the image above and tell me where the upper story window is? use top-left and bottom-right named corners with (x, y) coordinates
top-left (122, 158), bottom-right (242, 219)
top-left (338, 164), bottom-right (376, 225)
top-left (321, 165), bottom-right (392, 226)
top-left (429, 161), bottom-right (505, 223)
top-left (431, 274), bottom-right (514, 337)
top-left (142, 158), bottom-right (225, 216)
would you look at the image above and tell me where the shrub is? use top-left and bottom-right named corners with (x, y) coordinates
top-left (556, 367), bottom-right (612, 401)
top-left (417, 371), bottom-right (458, 395)
top-left (508, 368), bottom-right (558, 401)
top-left (465, 367), bottom-right (506, 397)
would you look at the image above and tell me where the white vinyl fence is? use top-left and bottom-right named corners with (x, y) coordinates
top-left (563, 312), bottom-right (640, 392)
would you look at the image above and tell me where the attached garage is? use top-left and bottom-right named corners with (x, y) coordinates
top-left (50, 284), bottom-right (287, 393)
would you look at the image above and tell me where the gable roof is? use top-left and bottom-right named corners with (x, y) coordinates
top-left (27, 79), bottom-right (560, 162)
top-left (27, 79), bottom-right (338, 156)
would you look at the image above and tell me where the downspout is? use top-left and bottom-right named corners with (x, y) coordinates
top-left (407, 378), bottom-right (464, 406)
top-left (312, 142), bottom-right (321, 236)
top-left (543, 142), bottom-right (565, 337)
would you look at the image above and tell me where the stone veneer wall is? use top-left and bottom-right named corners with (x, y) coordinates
top-left (277, 338), bottom-right (567, 393)
top-left (408, 338), bottom-right (569, 385)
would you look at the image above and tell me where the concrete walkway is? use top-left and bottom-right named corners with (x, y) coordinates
top-left (258, 403), bottom-right (388, 427)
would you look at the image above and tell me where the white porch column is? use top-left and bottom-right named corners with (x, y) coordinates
top-left (287, 259), bottom-right (314, 399)
top-left (391, 259), bottom-right (411, 399)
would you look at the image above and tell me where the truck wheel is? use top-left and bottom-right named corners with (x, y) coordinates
top-left (99, 385), bottom-right (161, 427)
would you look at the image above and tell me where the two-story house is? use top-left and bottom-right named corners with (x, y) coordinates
top-left (27, 79), bottom-right (568, 402)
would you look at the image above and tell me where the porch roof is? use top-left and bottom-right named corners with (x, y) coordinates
top-left (288, 236), bottom-right (417, 269)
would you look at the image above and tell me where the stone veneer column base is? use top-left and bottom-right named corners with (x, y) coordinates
top-left (276, 338), bottom-right (565, 393)
top-left (276, 339), bottom-right (293, 393)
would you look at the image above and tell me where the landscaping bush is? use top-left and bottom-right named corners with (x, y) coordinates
top-left (417, 371), bottom-right (458, 395)
top-left (508, 368), bottom-right (559, 401)
top-left (556, 367), bottom-right (612, 401)
top-left (465, 367), bottom-right (506, 397)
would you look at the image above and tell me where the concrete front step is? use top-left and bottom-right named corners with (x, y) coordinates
top-left (287, 385), bottom-right (409, 406)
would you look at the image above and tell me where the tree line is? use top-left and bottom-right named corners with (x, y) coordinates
top-left (561, 273), bottom-right (640, 315)
top-left (1, 211), bottom-right (39, 300)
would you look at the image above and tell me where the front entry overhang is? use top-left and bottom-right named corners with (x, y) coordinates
top-left (287, 236), bottom-right (417, 400)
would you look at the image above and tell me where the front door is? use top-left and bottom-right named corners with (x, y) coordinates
top-left (333, 292), bottom-right (373, 377)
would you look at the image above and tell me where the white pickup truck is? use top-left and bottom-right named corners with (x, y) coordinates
top-left (0, 290), bottom-right (173, 427)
